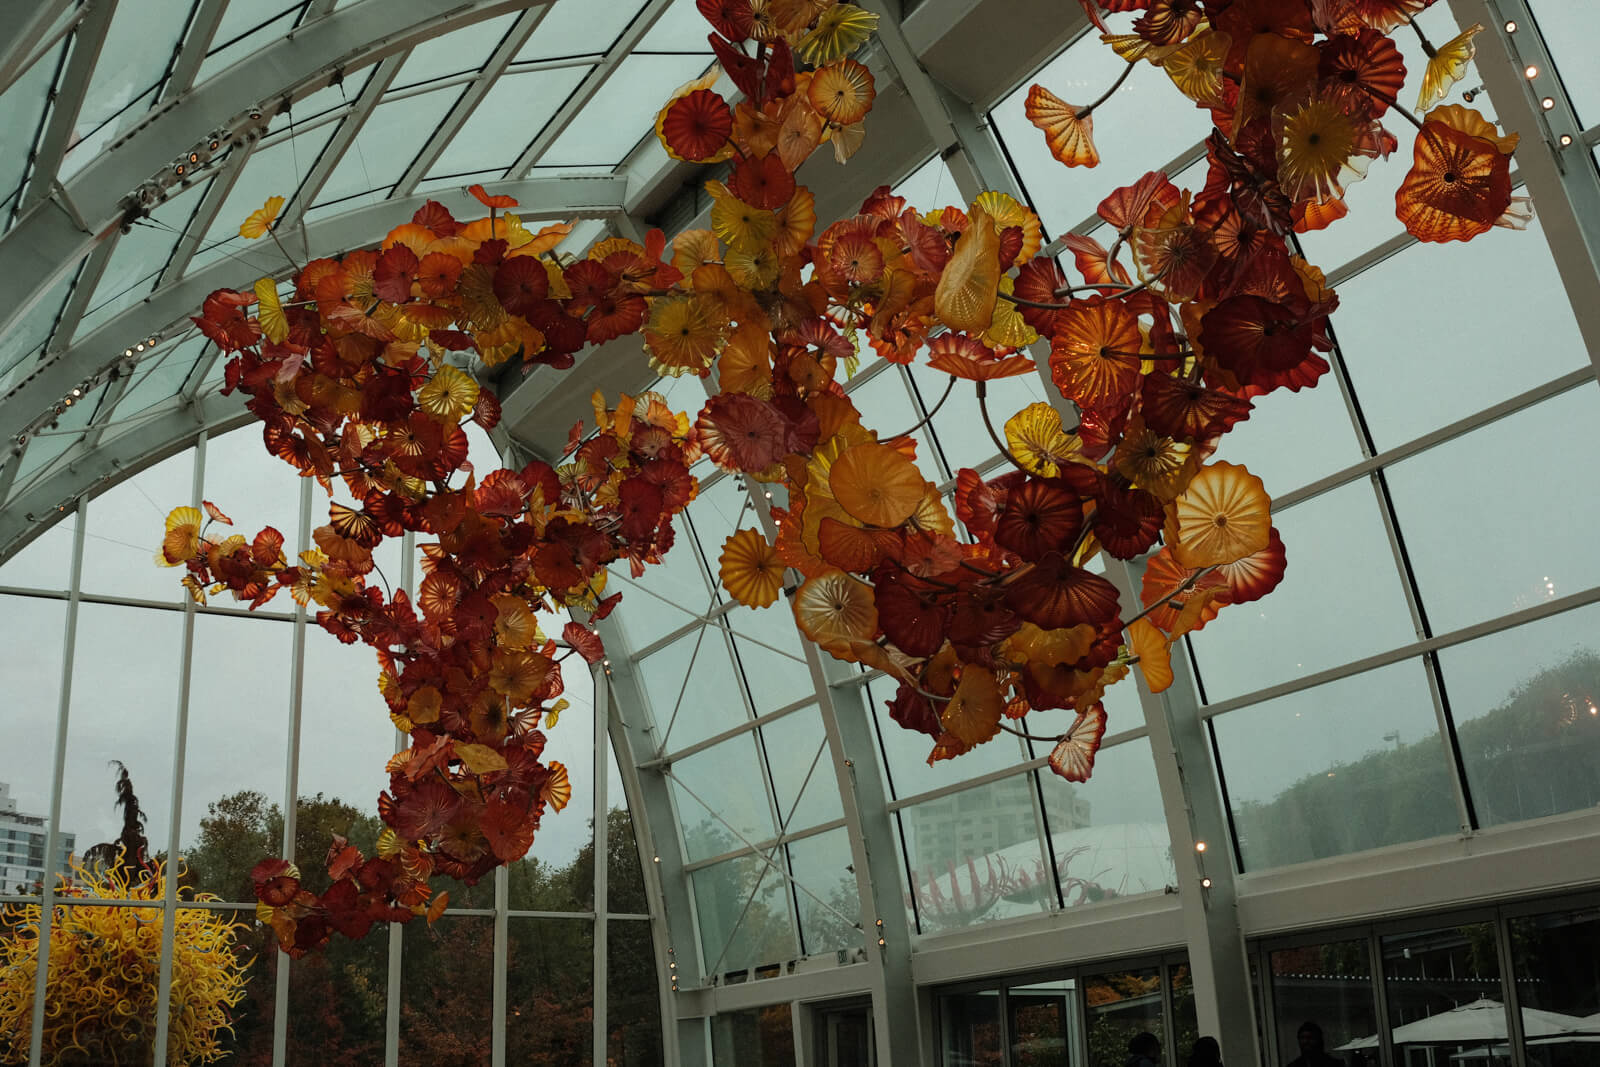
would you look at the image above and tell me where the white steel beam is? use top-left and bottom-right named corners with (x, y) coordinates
top-left (0, 0), bottom-right (539, 348)
top-left (0, 173), bottom-right (627, 447)
top-left (508, 0), bottom-right (677, 175)
top-left (162, 0), bottom-right (232, 101)
top-left (0, 0), bottom-right (81, 97)
top-left (21, 0), bottom-right (118, 210)
top-left (393, 7), bottom-right (550, 197)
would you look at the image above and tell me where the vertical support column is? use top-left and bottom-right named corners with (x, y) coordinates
top-left (152, 432), bottom-right (207, 1064)
top-left (272, 473), bottom-right (314, 1067)
top-left (1448, 0), bottom-right (1600, 378)
top-left (593, 664), bottom-right (611, 1065)
top-left (1116, 563), bottom-right (1259, 1067)
top-left (599, 632), bottom-right (706, 1067)
top-left (386, 530), bottom-right (416, 1067)
top-left (492, 865), bottom-right (509, 1067)
top-left (26, 502), bottom-right (86, 1067)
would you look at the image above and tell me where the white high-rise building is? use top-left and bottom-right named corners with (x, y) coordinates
top-left (0, 782), bottom-right (73, 895)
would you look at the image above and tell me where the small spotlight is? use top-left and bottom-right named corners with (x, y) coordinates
top-left (174, 164), bottom-right (185, 176)
top-left (1561, 134), bottom-right (1574, 146)
top-left (1504, 19), bottom-right (1517, 32)
top-left (1194, 841), bottom-right (1207, 853)
top-left (1201, 877), bottom-right (1213, 889)
top-left (1543, 97), bottom-right (1557, 110)
top-left (1525, 64), bottom-right (1539, 79)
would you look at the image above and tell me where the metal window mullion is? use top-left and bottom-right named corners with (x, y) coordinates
top-left (593, 662), bottom-right (610, 1066)
top-left (151, 430), bottom-right (205, 1064)
top-left (271, 473), bottom-right (312, 1067)
top-left (1449, 0), bottom-right (1600, 384)
top-left (25, 499), bottom-right (85, 1067)
top-left (507, 0), bottom-right (678, 175)
top-left (492, 864), bottom-right (509, 1067)
top-left (384, 528), bottom-right (416, 1067)
top-left (1493, 909), bottom-right (1530, 1067)
top-left (161, 0), bottom-right (231, 101)
top-left (393, 7), bottom-right (550, 197)
top-left (21, 0), bottom-right (119, 211)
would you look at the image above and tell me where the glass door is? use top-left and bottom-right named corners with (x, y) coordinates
top-left (815, 999), bottom-right (875, 1067)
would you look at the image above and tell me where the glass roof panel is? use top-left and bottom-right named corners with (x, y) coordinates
top-left (78, 178), bottom-right (213, 338)
top-left (393, 13), bottom-right (518, 89)
top-left (306, 84), bottom-right (467, 220)
top-left (515, 0), bottom-right (646, 62)
top-left (1531, 1), bottom-right (1600, 124)
top-left (61, 0), bottom-right (196, 182)
top-left (13, 388), bottom-right (98, 487)
top-left (111, 333), bottom-right (208, 422)
top-left (637, 0), bottom-right (717, 53)
top-left (0, 37), bottom-right (69, 223)
top-left (534, 53), bottom-right (711, 167)
top-left (0, 269), bottom-right (77, 393)
top-left (189, 124), bottom-right (341, 275)
top-left (422, 65), bottom-right (595, 179)
top-left (194, 2), bottom-right (307, 87)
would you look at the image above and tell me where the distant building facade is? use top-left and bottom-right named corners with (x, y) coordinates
top-left (0, 782), bottom-right (73, 894)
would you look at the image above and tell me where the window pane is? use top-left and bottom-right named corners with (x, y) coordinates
top-left (0, 513), bottom-right (75, 591)
top-left (517, 0), bottom-right (646, 61)
top-left (608, 919), bottom-right (665, 1065)
top-left (1085, 967), bottom-right (1165, 1067)
top-left (424, 65), bottom-right (593, 177)
top-left (711, 1004), bottom-right (795, 1066)
top-left (1529, 2), bottom-right (1600, 125)
top-left (690, 852), bottom-right (797, 973)
top-left (0, 595), bottom-right (66, 896)
top-left (1386, 384), bottom-right (1600, 633)
top-left (400, 916), bottom-right (495, 1064)
top-left (1009, 979), bottom-right (1078, 1067)
top-left (760, 705), bottom-right (841, 833)
top-left (1437, 602), bottom-right (1600, 829)
top-left (1210, 367), bottom-right (1363, 500)
top-left (1267, 939), bottom-right (1378, 1067)
top-left (537, 54), bottom-right (711, 166)
top-left (785, 827), bottom-right (860, 957)
top-left (308, 86), bottom-right (466, 219)
top-left (671, 733), bottom-right (775, 862)
top-left (62, 603), bottom-right (183, 856)
top-left (640, 625), bottom-right (750, 756)
top-left (939, 988), bottom-right (1003, 1067)
top-left (1332, 217), bottom-right (1586, 451)
top-left (1212, 660), bottom-right (1458, 870)
top-left (507, 916), bottom-right (595, 1065)
top-left (1186, 481), bottom-right (1415, 703)
top-left (910, 355), bottom-right (1048, 475)
top-left (1506, 904), bottom-right (1600, 1066)
top-left (1047, 740), bottom-right (1175, 903)
top-left (81, 448), bottom-right (193, 602)
top-left (867, 677), bottom-right (1025, 800)
top-left (182, 613), bottom-right (292, 902)
top-left (286, 928), bottom-right (389, 1063)
top-left (725, 602), bottom-right (815, 718)
top-left (204, 424), bottom-right (306, 553)
top-left (1381, 924), bottom-right (1508, 1063)
top-left (900, 774), bottom-right (1051, 933)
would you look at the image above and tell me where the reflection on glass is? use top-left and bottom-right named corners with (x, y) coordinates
top-left (1379, 924), bottom-right (1508, 1067)
top-left (1507, 905), bottom-right (1600, 1067)
top-left (1386, 384), bottom-right (1600, 634)
top-left (1171, 964), bottom-right (1200, 1062)
top-left (609, 919), bottom-right (665, 1066)
top-left (898, 776), bottom-right (1051, 933)
top-left (507, 916), bottom-right (595, 1065)
top-left (940, 988), bottom-right (1003, 1067)
top-left (1268, 939), bottom-right (1378, 1067)
top-left (690, 852), bottom-right (797, 974)
top-left (712, 1004), bottom-right (796, 1066)
top-left (1010, 979), bottom-right (1078, 1067)
top-left (1045, 741), bottom-right (1175, 906)
top-left (1438, 603), bottom-right (1600, 829)
top-left (1211, 661), bottom-right (1458, 870)
top-left (785, 828), bottom-right (860, 957)
top-left (1084, 968), bottom-right (1164, 1067)
top-left (400, 918), bottom-right (494, 1062)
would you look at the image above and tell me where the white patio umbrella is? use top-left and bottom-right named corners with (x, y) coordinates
top-left (1528, 1011), bottom-right (1600, 1046)
top-left (1335, 998), bottom-right (1589, 1050)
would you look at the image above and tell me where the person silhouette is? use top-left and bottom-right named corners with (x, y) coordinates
top-left (1188, 1035), bottom-right (1223, 1067)
top-left (1285, 1021), bottom-right (1344, 1067)
top-left (1127, 1031), bottom-right (1162, 1067)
